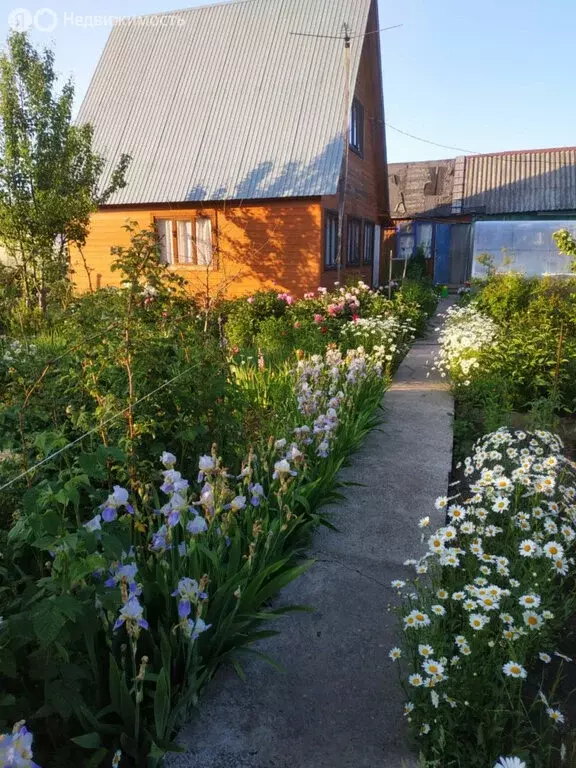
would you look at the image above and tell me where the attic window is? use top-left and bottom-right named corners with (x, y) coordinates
top-left (350, 98), bottom-right (364, 157)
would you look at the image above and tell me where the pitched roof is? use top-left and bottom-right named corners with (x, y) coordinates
top-left (459, 148), bottom-right (576, 215)
top-left (388, 147), bottom-right (576, 219)
top-left (78, 0), bottom-right (374, 205)
top-left (388, 160), bottom-right (455, 218)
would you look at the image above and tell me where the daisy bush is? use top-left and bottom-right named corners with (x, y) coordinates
top-left (431, 304), bottom-right (499, 385)
top-left (390, 428), bottom-right (576, 766)
top-left (339, 315), bottom-right (416, 361)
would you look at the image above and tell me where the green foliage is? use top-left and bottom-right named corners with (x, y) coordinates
top-left (0, 31), bottom-right (130, 315)
top-left (0, 257), bottom-right (434, 765)
top-left (405, 245), bottom-right (428, 281)
top-left (553, 228), bottom-right (576, 272)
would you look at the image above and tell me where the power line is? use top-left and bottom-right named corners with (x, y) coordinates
top-left (0, 361), bottom-right (201, 493)
top-left (385, 123), bottom-right (474, 155)
top-left (386, 122), bottom-right (576, 167)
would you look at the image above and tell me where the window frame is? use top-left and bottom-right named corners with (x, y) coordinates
top-left (154, 214), bottom-right (215, 269)
top-left (350, 97), bottom-right (365, 157)
top-left (346, 216), bottom-right (362, 266)
top-left (323, 209), bottom-right (339, 270)
top-left (362, 220), bottom-right (375, 265)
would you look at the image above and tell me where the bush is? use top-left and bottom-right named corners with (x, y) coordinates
top-left (390, 428), bottom-right (576, 766)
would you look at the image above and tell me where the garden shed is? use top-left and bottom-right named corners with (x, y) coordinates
top-left (388, 146), bottom-right (576, 283)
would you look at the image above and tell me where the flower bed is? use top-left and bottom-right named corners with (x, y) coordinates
top-left (390, 428), bottom-right (576, 766)
top-left (0, 277), bottom-right (432, 766)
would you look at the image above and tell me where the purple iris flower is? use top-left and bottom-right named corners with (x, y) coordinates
top-left (105, 562), bottom-right (139, 594)
top-left (0, 723), bottom-right (41, 768)
top-left (187, 515), bottom-right (208, 535)
top-left (84, 514), bottom-right (102, 532)
top-left (187, 617), bottom-right (212, 641)
top-left (151, 525), bottom-right (171, 552)
top-left (178, 599), bottom-right (191, 619)
top-left (113, 596), bottom-right (149, 632)
top-left (100, 485), bottom-right (133, 522)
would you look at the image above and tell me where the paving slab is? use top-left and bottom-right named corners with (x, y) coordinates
top-left (167, 302), bottom-right (454, 768)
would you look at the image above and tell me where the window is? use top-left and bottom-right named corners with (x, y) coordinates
top-left (347, 217), bottom-right (362, 265)
top-left (156, 219), bottom-right (174, 265)
top-left (155, 217), bottom-right (213, 266)
top-left (350, 98), bottom-right (364, 156)
top-left (363, 221), bottom-right (375, 265)
top-left (323, 210), bottom-right (338, 269)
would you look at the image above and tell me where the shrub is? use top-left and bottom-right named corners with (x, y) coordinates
top-left (390, 428), bottom-right (576, 766)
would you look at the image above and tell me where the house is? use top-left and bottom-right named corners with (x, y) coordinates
top-left (71, 0), bottom-right (390, 298)
top-left (388, 147), bottom-right (576, 283)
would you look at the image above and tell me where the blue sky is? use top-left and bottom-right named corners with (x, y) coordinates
top-left (1, 0), bottom-right (575, 162)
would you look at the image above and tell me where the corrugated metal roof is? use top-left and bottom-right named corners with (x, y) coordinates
top-left (462, 148), bottom-right (576, 215)
top-left (388, 160), bottom-right (455, 219)
top-left (77, 0), bottom-right (373, 204)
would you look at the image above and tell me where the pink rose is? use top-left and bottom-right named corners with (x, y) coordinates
top-left (247, 296), bottom-right (255, 304)
top-left (313, 314), bottom-right (324, 324)
top-left (294, 321), bottom-right (301, 329)
top-left (285, 295), bottom-right (295, 305)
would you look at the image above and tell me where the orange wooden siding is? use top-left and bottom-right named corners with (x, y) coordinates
top-left (70, 199), bottom-right (323, 298)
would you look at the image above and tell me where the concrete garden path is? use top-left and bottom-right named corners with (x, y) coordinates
top-left (168, 301), bottom-right (454, 768)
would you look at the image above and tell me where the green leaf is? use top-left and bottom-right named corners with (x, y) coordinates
top-left (71, 732), bottom-right (102, 749)
top-left (153, 668), bottom-right (171, 742)
top-left (32, 605), bottom-right (65, 648)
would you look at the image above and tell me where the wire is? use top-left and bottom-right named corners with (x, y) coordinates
top-left (385, 123), bottom-right (474, 155)
top-left (0, 361), bottom-right (201, 493)
top-left (289, 24), bottom-right (403, 40)
top-left (386, 122), bottom-right (576, 168)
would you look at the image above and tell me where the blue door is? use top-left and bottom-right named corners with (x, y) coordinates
top-left (434, 223), bottom-right (451, 284)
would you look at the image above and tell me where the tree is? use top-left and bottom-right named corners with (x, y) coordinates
top-left (553, 229), bottom-right (576, 273)
top-left (0, 31), bottom-right (130, 310)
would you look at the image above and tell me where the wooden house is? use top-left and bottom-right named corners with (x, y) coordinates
top-left (71, 0), bottom-right (390, 297)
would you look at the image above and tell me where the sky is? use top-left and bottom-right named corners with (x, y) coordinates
top-left (1, 0), bottom-right (575, 163)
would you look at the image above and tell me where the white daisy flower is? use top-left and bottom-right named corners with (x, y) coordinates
top-left (546, 707), bottom-right (565, 724)
top-left (422, 660), bottom-right (444, 677)
top-left (519, 594), bottom-right (541, 608)
top-left (539, 652), bottom-right (552, 664)
top-left (523, 611), bottom-right (543, 630)
top-left (518, 539), bottom-right (538, 557)
top-left (493, 757), bottom-right (526, 768)
top-left (408, 673), bottom-right (424, 687)
top-left (502, 661), bottom-right (527, 679)
top-left (388, 647), bottom-right (402, 661)
top-left (469, 613), bottom-right (490, 630)
top-left (418, 644), bottom-right (434, 658)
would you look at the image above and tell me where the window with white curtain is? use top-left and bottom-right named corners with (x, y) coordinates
top-left (155, 216), bottom-right (213, 266)
top-left (176, 220), bottom-right (193, 264)
top-left (156, 219), bottom-right (174, 264)
top-left (196, 217), bottom-right (213, 266)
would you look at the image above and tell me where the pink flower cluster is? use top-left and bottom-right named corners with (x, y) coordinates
top-left (277, 293), bottom-right (295, 305)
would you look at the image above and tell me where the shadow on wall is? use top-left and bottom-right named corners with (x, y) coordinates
top-left (183, 135), bottom-right (346, 297)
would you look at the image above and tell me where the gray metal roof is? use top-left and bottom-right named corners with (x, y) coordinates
top-left (78, 0), bottom-right (374, 204)
top-left (461, 148), bottom-right (576, 215)
top-left (388, 160), bottom-right (455, 219)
